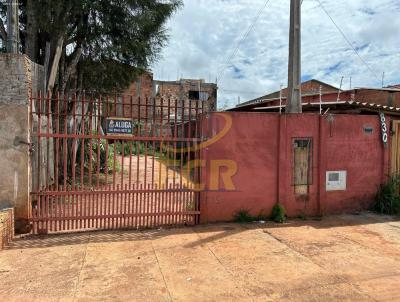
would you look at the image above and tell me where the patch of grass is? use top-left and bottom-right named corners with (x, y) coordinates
top-left (297, 212), bottom-right (307, 220)
top-left (233, 208), bottom-right (284, 223)
top-left (373, 175), bottom-right (400, 215)
top-left (271, 204), bottom-right (286, 223)
top-left (233, 210), bottom-right (255, 223)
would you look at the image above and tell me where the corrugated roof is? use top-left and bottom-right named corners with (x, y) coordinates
top-left (251, 100), bottom-right (400, 115)
top-left (354, 87), bottom-right (400, 92)
top-left (236, 79), bottom-right (339, 108)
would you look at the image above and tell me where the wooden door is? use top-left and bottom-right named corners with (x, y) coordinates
top-left (391, 120), bottom-right (400, 175)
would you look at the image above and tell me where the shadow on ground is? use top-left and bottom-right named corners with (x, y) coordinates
top-left (6, 212), bottom-right (399, 250)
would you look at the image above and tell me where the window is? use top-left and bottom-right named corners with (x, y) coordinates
top-left (189, 90), bottom-right (209, 101)
top-left (199, 91), bottom-right (209, 101)
top-left (293, 138), bottom-right (313, 194)
top-left (188, 90), bottom-right (200, 100)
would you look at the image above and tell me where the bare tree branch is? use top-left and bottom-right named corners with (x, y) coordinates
top-left (61, 46), bottom-right (82, 92)
top-left (47, 36), bottom-right (64, 93)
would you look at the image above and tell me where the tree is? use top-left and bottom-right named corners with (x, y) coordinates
top-left (0, 1), bottom-right (182, 185)
top-left (0, 0), bottom-right (182, 93)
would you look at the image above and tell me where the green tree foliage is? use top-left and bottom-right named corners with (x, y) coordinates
top-left (0, 0), bottom-right (182, 92)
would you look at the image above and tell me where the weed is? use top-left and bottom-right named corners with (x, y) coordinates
top-left (373, 175), bottom-right (400, 215)
top-left (297, 212), bottom-right (307, 220)
top-left (233, 210), bottom-right (255, 223)
top-left (271, 204), bottom-right (286, 223)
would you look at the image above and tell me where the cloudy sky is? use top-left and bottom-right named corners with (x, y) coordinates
top-left (152, 0), bottom-right (400, 109)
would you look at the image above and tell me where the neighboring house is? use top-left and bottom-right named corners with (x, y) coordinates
top-left (121, 71), bottom-right (217, 121)
top-left (154, 78), bottom-right (217, 113)
top-left (230, 79), bottom-right (400, 114)
top-left (227, 79), bottom-right (400, 185)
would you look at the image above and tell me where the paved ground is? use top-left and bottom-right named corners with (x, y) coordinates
top-left (1, 213), bottom-right (400, 302)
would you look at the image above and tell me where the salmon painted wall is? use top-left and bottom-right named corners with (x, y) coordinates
top-left (321, 115), bottom-right (390, 214)
top-left (199, 113), bottom-right (279, 222)
top-left (200, 112), bottom-right (390, 222)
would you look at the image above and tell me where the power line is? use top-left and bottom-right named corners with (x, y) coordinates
top-left (216, 0), bottom-right (272, 84)
top-left (315, 0), bottom-right (380, 81)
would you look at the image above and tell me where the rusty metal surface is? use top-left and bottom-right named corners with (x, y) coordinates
top-left (29, 92), bottom-right (205, 234)
top-left (0, 208), bottom-right (14, 249)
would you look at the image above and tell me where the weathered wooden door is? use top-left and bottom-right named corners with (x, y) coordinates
top-left (391, 120), bottom-right (400, 176)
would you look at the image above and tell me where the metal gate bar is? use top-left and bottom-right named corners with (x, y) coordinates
top-left (29, 92), bottom-right (205, 234)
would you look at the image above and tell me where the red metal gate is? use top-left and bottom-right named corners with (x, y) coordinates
top-left (29, 92), bottom-right (205, 234)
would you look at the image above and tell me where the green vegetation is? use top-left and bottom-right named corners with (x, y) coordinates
top-left (297, 212), bottom-right (307, 220)
top-left (373, 175), bottom-right (400, 215)
top-left (233, 208), bottom-right (282, 223)
top-left (271, 204), bottom-right (286, 223)
top-left (233, 210), bottom-right (257, 223)
top-left (85, 139), bottom-right (120, 173)
top-left (0, 1), bottom-right (182, 92)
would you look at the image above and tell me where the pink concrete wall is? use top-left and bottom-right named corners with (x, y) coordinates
top-left (200, 113), bottom-right (279, 222)
top-left (200, 112), bottom-right (390, 222)
top-left (322, 115), bottom-right (389, 214)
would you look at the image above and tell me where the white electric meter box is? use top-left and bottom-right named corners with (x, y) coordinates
top-left (326, 171), bottom-right (347, 191)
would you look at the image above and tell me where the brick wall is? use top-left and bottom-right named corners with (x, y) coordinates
top-left (155, 79), bottom-right (217, 112)
top-left (354, 89), bottom-right (400, 107)
top-left (122, 72), bottom-right (155, 119)
top-left (120, 74), bottom-right (217, 136)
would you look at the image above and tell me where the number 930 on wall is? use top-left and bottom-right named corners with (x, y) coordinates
top-left (379, 112), bottom-right (388, 148)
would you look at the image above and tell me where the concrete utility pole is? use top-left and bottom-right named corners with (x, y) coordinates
top-left (6, 0), bottom-right (19, 53)
top-left (286, 0), bottom-right (302, 113)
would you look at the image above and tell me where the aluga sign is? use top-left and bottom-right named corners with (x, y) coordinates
top-left (106, 117), bottom-right (133, 135)
top-left (379, 112), bottom-right (388, 148)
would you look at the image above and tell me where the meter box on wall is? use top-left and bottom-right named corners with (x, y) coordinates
top-left (326, 171), bottom-right (347, 191)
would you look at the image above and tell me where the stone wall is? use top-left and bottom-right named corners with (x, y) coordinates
top-left (0, 54), bottom-right (44, 232)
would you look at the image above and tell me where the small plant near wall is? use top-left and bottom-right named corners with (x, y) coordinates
top-left (271, 204), bottom-right (286, 223)
top-left (233, 210), bottom-right (256, 223)
top-left (373, 175), bottom-right (400, 215)
top-left (233, 209), bottom-right (268, 223)
top-left (297, 212), bottom-right (307, 220)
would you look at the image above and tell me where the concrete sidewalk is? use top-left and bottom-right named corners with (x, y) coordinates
top-left (1, 213), bottom-right (400, 301)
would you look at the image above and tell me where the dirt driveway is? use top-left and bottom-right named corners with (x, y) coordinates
top-left (1, 213), bottom-right (400, 302)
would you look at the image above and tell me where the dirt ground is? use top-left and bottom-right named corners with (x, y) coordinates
top-left (1, 213), bottom-right (400, 302)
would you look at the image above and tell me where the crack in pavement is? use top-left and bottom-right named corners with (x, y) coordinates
top-left (72, 233), bottom-right (91, 302)
top-left (151, 242), bottom-right (174, 302)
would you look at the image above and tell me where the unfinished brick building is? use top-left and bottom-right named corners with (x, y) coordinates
top-left (121, 72), bottom-right (217, 119)
top-left (118, 71), bottom-right (217, 136)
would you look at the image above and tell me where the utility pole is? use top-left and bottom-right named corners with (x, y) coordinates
top-left (286, 0), bottom-right (302, 113)
top-left (6, 0), bottom-right (19, 53)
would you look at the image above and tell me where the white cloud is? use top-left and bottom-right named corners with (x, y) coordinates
top-left (152, 0), bottom-right (400, 108)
